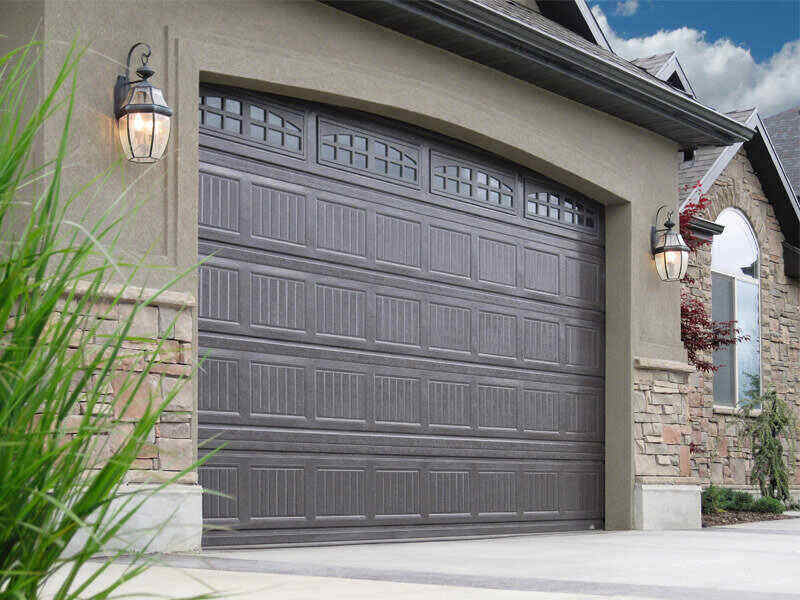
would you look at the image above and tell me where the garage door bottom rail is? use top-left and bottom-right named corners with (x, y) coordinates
top-left (201, 519), bottom-right (603, 548)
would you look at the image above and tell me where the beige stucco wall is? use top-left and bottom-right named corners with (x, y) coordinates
top-left (3, 0), bottom-right (690, 530)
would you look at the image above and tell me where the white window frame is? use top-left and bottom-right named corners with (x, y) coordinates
top-left (710, 208), bottom-right (762, 411)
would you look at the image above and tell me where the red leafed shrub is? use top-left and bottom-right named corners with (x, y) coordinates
top-left (680, 290), bottom-right (746, 372)
top-left (679, 185), bottom-right (747, 372)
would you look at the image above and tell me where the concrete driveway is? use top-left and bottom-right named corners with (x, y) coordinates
top-left (63, 516), bottom-right (800, 599)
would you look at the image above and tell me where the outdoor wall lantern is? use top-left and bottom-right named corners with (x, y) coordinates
top-left (651, 205), bottom-right (689, 282)
top-left (114, 42), bottom-right (172, 163)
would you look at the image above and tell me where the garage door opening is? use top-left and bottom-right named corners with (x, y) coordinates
top-left (197, 86), bottom-right (605, 547)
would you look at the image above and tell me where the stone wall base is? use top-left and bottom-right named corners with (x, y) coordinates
top-left (68, 483), bottom-right (203, 554)
top-left (634, 484), bottom-right (702, 530)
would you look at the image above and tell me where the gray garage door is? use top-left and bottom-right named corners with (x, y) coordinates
top-left (197, 86), bottom-right (605, 547)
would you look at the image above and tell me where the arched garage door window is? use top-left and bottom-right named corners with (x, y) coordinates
top-left (711, 208), bottom-right (761, 407)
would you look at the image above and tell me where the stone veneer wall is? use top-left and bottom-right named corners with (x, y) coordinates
top-left (682, 149), bottom-right (800, 489)
top-left (61, 283), bottom-right (197, 486)
top-left (633, 359), bottom-right (696, 485)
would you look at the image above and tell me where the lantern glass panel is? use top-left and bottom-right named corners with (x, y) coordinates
top-left (152, 88), bottom-right (166, 105)
top-left (129, 112), bottom-right (156, 161)
top-left (151, 112), bottom-right (171, 159)
top-left (117, 114), bottom-right (133, 160)
top-left (655, 252), bottom-right (668, 281)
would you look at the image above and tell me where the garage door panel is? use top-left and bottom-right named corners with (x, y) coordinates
top-left (199, 162), bottom-right (605, 314)
top-left (199, 451), bottom-right (603, 536)
top-left (199, 239), bottom-right (603, 326)
top-left (198, 346), bottom-right (603, 443)
top-left (199, 87), bottom-right (605, 545)
top-left (199, 253), bottom-right (604, 377)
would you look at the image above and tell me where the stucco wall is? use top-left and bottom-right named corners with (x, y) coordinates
top-left (3, 0), bottom-right (692, 530)
top-left (683, 149), bottom-right (800, 489)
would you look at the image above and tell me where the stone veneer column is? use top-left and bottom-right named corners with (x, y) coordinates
top-left (632, 357), bottom-right (701, 529)
top-left (64, 283), bottom-right (202, 552)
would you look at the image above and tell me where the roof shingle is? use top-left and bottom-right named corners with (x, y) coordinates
top-left (764, 106), bottom-right (800, 195)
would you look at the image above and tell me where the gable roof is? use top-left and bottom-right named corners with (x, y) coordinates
top-left (324, 0), bottom-right (754, 147)
top-left (764, 105), bottom-right (800, 195)
top-left (678, 109), bottom-right (755, 204)
top-left (535, 0), bottom-right (612, 51)
top-left (632, 51), bottom-right (695, 97)
top-left (679, 108), bottom-right (800, 276)
top-left (632, 52), bottom-right (673, 75)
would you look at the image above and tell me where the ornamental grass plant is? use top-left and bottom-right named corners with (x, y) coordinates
top-left (0, 40), bottom-right (213, 599)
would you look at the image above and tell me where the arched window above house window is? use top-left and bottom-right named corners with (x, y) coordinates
top-left (711, 209), bottom-right (761, 408)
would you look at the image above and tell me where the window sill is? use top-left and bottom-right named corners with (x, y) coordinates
top-left (713, 405), bottom-right (761, 417)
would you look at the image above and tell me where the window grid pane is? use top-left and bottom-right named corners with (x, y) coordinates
top-left (200, 94), bottom-right (303, 153)
top-left (432, 165), bottom-right (513, 209)
top-left (525, 192), bottom-right (598, 232)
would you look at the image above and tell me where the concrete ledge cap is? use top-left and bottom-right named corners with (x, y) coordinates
top-left (70, 281), bottom-right (196, 308)
top-left (637, 476), bottom-right (702, 485)
top-left (635, 484), bottom-right (702, 491)
top-left (634, 357), bottom-right (695, 373)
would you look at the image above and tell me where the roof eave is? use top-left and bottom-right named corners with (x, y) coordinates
top-left (322, 0), bottom-right (754, 147)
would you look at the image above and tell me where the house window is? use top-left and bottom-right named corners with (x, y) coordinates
top-left (711, 208), bottom-right (761, 407)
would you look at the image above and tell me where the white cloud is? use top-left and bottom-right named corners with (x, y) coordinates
top-left (592, 5), bottom-right (800, 116)
top-left (615, 0), bottom-right (639, 17)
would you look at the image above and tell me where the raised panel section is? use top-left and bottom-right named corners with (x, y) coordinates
top-left (429, 303), bottom-right (471, 352)
top-left (376, 213), bottom-right (421, 268)
top-left (199, 171), bottom-right (239, 233)
top-left (565, 325), bottom-right (601, 369)
top-left (315, 284), bottom-right (366, 339)
top-left (523, 318), bottom-right (559, 363)
top-left (521, 389), bottom-right (558, 432)
top-left (561, 472), bottom-right (602, 513)
top-left (374, 375), bottom-right (420, 424)
top-left (251, 363), bottom-right (305, 416)
top-left (251, 467), bottom-right (305, 518)
top-left (522, 472), bottom-right (558, 513)
top-left (375, 295), bottom-right (420, 346)
top-left (375, 470), bottom-right (420, 516)
top-left (478, 385), bottom-right (517, 429)
top-left (199, 265), bottom-right (239, 322)
top-left (523, 248), bottom-right (559, 295)
top-left (429, 226), bottom-right (470, 277)
top-left (428, 380), bottom-right (471, 427)
top-left (250, 274), bottom-right (305, 331)
top-left (566, 258), bottom-right (602, 305)
top-left (479, 311), bottom-right (517, 358)
top-left (316, 469), bottom-right (365, 517)
top-left (199, 358), bottom-right (238, 412)
top-left (479, 471), bottom-right (516, 514)
top-left (563, 391), bottom-right (600, 435)
top-left (315, 369), bottom-right (365, 420)
top-left (251, 185), bottom-right (305, 245)
top-left (479, 237), bottom-right (516, 286)
top-left (316, 199), bottom-right (366, 257)
top-left (200, 466), bottom-right (238, 519)
top-left (429, 471), bottom-right (471, 515)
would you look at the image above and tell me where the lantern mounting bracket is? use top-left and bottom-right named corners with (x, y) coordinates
top-left (114, 42), bottom-right (153, 119)
top-left (651, 204), bottom-right (676, 252)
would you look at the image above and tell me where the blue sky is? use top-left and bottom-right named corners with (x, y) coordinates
top-left (593, 1), bottom-right (799, 62)
top-left (590, 1), bottom-right (800, 115)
